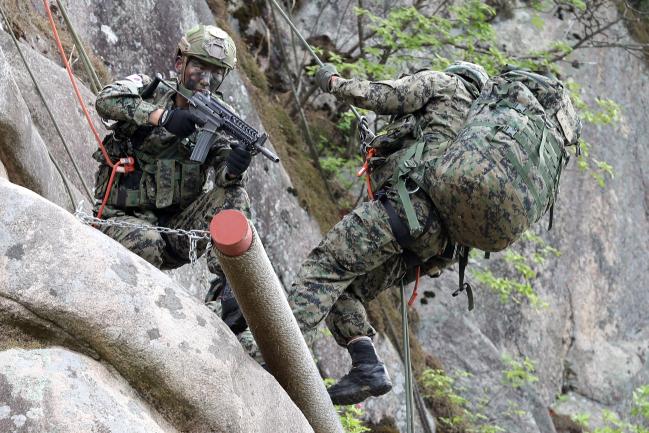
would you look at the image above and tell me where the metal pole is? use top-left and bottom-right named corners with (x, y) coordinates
top-left (211, 210), bottom-right (344, 433)
top-left (55, 0), bottom-right (102, 94)
top-left (401, 278), bottom-right (415, 433)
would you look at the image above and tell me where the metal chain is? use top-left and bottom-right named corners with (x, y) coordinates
top-left (74, 204), bottom-right (211, 266)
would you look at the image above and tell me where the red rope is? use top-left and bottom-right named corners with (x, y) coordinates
top-left (357, 147), bottom-right (376, 199)
top-left (407, 266), bottom-right (420, 306)
top-left (95, 157), bottom-right (134, 220)
top-left (43, 0), bottom-right (115, 168)
top-left (44, 0), bottom-right (135, 219)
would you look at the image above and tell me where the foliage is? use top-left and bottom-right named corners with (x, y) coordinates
top-left (566, 80), bottom-right (620, 187)
top-left (323, 378), bottom-right (371, 432)
top-left (562, 385), bottom-right (649, 432)
top-left (421, 361), bottom-right (544, 433)
top-left (470, 230), bottom-right (558, 308)
top-left (303, 0), bottom-right (625, 197)
top-left (339, 405), bottom-right (371, 433)
top-left (501, 355), bottom-right (539, 388)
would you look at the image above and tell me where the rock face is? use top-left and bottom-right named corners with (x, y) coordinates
top-left (0, 348), bottom-right (176, 433)
top-left (2, 0), bottom-right (647, 432)
top-left (0, 31), bottom-right (103, 206)
top-left (0, 40), bottom-right (79, 211)
top-left (0, 178), bottom-right (314, 433)
top-left (1, 1), bottom-right (324, 430)
top-left (414, 8), bottom-right (649, 433)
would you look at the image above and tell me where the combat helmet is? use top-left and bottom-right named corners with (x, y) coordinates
top-left (176, 24), bottom-right (237, 94)
top-left (444, 61), bottom-right (489, 93)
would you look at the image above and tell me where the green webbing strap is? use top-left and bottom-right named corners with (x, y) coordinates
top-left (536, 125), bottom-right (557, 195)
top-left (393, 141), bottom-right (425, 236)
top-left (55, 0), bottom-right (102, 94)
top-left (400, 278), bottom-right (415, 433)
top-left (503, 143), bottom-right (542, 211)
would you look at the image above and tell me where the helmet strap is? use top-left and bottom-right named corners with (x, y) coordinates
top-left (174, 56), bottom-right (195, 102)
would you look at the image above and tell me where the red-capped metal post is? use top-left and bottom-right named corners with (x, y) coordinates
top-left (209, 210), bottom-right (343, 433)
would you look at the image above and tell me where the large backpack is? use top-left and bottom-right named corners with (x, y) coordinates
top-left (393, 70), bottom-right (581, 252)
top-left (424, 70), bottom-right (581, 251)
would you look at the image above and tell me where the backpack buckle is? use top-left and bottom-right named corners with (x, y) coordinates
top-left (501, 125), bottom-right (518, 137)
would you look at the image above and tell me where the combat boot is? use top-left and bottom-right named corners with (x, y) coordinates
top-left (327, 337), bottom-right (392, 405)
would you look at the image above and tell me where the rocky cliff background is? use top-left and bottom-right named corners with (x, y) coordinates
top-left (0, 1), bottom-right (647, 433)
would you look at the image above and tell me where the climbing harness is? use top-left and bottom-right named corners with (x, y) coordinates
top-left (74, 204), bottom-right (211, 266)
top-left (42, 0), bottom-right (134, 219)
top-left (400, 278), bottom-right (415, 433)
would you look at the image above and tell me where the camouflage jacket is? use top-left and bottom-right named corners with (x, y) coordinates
top-left (94, 74), bottom-right (243, 216)
top-left (330, 70), bottom-right (477, 189)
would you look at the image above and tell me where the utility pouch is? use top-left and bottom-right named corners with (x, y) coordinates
top-left (155, 159), bottom-right (177, 208)
top-left (180, 162), bottom-right (202, 207)
top-left (152, 160), bottom-right (202, 209)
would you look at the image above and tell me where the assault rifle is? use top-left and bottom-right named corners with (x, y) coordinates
top-left (153, 75), bottom-right (279, 164)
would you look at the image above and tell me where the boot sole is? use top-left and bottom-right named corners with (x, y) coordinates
top-left (330, 381), bottom-right (393, 406)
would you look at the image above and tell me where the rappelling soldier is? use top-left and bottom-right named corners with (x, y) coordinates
top-left (288, 61), bottom-right (489, 404)
top-left (290, 57), bottom-right (580, 406)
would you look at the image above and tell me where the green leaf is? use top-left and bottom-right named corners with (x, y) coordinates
top-left (531, 15), bottom-right (545, 30)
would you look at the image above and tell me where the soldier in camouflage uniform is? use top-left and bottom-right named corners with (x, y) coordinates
top-left (288, 61), bottom-right (488, 404)
top-left (93, 24), bottom-right (261, 363)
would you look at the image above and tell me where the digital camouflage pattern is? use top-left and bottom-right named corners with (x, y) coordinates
top-left (422, 70), bottom-right (581, 251)
top-left (331, 70), bottom-right (476, 193)
top-left (290, 70), bottom-right (477, 346)
top-left (94, 73), bottom-right (259, 358)
top-left (177, 25), bottom-right (237, 70)
top-left (97, 183), bottom-right (250, 276)
top-left (94, 73), bottom-right (250, 273)
top-left (290, 189), bottom-right (445, 346)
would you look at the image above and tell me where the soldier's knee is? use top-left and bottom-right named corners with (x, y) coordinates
top-left (129, 231), bottom-right (166, 268)
top-left (289, 294), bottom-right (325, 333)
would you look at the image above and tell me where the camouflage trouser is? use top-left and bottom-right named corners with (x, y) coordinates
top-left (99, 185), bottom-right (250, 276)
top-left (99, 185), bottom-right (261, 359)
top-left (288, 189), bottom-right (448, 347)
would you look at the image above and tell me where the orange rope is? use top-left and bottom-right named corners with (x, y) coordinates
top-left (44, 0), bottom-right (136, 219)
top-left (43, 0), bottom-right (114, 168)
top-left (407, 266), bottom-right (420, 306)
top-left (357, 148), bottom-right (376, 199)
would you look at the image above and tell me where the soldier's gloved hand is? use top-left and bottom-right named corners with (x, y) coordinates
top-left (315, 63), bottom-right (339, 92)
top-left (159, 108), bottom-right (205, 138)
top-left (225, 143), bottom-right (252, 178)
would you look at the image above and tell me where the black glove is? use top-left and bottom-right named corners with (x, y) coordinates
top-left (225, 143), bottom-right (252, 178)
top-left (159, 108), bottom-right (205, 138)
top-left (220, 282), bottom-right (248, 335)
top-left (315, 63), bottom-right (339, 92)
